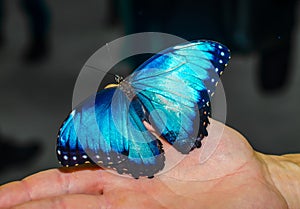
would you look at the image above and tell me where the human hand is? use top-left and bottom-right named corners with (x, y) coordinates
top-left (0, 120), bottom-right (298, 209)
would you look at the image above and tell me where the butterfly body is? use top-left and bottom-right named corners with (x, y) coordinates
top-left (57, 40), bottom-right (230, 178)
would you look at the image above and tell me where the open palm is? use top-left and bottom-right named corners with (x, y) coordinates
top-left (0, 120), bottom-right (288, 209)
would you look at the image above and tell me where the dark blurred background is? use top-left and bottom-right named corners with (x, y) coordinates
top-left (0, 0), bottom-right (299, 184)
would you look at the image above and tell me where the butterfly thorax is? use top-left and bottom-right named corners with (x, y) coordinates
top-left (119, 80), bottom-right (136, 100)
top-left (104, 74), bottom-right (136, 99)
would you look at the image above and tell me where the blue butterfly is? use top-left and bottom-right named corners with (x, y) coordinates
top-left (56, 40), bottom-right (230, 178)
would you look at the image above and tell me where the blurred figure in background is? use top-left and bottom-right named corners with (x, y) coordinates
top-left (114, 0), bottom-right (297, 92)
top-left (0, 0), bottom-right (49, 171)
top-left (0, 0), bottom-right (51, 63)
top-left (0, 131), bottom-right (41, 171)
top-left (0, 0), bottom-right (3, 47)
top-left (250, 0), bottom-right (297, 92)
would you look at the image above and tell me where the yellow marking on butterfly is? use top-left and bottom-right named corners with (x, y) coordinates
top-left (104, 83), bottom-right (119, 89)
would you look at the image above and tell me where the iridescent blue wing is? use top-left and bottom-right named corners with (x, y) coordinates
top-left (57, 87), bottom-right (165, 178)
top-left (57, 40), bottom-right (230, 177)
top-left (128, 40), bottom-right (230, 153)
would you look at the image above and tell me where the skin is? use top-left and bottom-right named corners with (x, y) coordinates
top-left (0, 119), bottom-right (299, 209)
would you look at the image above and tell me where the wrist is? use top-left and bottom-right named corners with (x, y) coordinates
top-left (258, 152), bottom-right (300, 209)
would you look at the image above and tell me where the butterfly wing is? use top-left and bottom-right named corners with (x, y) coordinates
top-left (57, 40), bottom-right (230, 177)
top-left (57, 87), bottom-right (165, 178)
top-left (128, 40), bottom-right (230, 153)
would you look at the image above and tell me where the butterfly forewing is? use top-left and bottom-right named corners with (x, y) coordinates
top-left (57, 87), bottom-right (165, 178)
top-left (128, 40), bottom-right (230, 153)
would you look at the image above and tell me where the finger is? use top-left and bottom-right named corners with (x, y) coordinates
top-left (0, 165), bottom-right (120, 209)
top-left (11, 191), bottom-right (165, 209)
top-left (11, 194), bottom-right (104, 209)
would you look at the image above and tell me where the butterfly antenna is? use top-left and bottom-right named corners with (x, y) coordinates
top-left (84, 64), bottom-right (124, 84)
